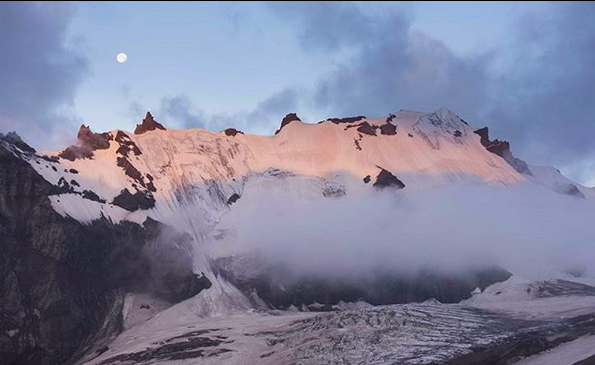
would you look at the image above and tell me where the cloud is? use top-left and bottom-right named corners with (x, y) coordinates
top-left (219, 182), bottom-right (595, 279)
top-left (484, 2), bottom-right (595, 179)
top-left (0, 2), bottom-right (88, 148)
top-left (160, 95), bottom-right (205, 128)
top-left (268, 1), bottom-right (489, 122)
top-left (155, 88), bottom-right (298, 134)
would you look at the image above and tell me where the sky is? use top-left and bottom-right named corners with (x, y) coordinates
top-left (1, 1), bottom-right (594, 185)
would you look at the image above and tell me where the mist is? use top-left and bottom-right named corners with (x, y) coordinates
top-left (220, 182), bottom-right (595, 279)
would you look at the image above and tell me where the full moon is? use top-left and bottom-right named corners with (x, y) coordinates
top-left (116, 52), bottom-right (128, 63)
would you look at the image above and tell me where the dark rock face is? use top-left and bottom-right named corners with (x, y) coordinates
top-left (0, 142), bottom-right (208, 365)
top-left (226, 193), bottom-right (240, 205)
top-left (453, 130), bottom-right (462, 137)
top-left (115, 153), bottom-right (156, 194)
top-left (373, 168), bottom-right (405, 189)
top-left (275, 113), bottom-right (301, 135)
top-left (0, 132), bottom-right (36, 153)
top-left (380, 122), bottom-right (397, 136)
top-left (82, 190), bottom-right (106, 203)
top-left (217, 258), bottom-right (511, 309)
top-left (474, 127), bottom-right (532, 175)
top-left (356, 122), bottom-right (377, 136)
top-left (161, 273), bottom-right (212, 303)
top-left (111, 188), bottom-right (155, 212)
top-left (114, 131), bottom-right (141, 157)
top-left (224, 128), bottom-right (244, 137)
top-left (134, 112), bottom-right (166, 135)
top-left (325, 116), bottom-right (366, 124)
top-left (363, 175), bottom-right (371, 184)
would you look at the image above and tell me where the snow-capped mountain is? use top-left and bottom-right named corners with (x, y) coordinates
top-left (1, 107), bottom-right (594, 365)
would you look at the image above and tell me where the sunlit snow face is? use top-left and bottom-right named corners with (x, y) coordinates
top-left (116, 52), bottom-right (128, 63)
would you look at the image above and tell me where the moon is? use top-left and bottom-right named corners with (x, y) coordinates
top-left (116, 52), bottom-right (128, 63)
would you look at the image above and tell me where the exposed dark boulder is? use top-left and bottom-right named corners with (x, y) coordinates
top-left (227, 193), bottom-right (240, 205)
top-left (275, 113), bottom-right (301, 135)
top-left (69, 168), bottom-right (79, 174)
top-left (224, 128), bottom-right (244, 137)
top-left (325, 116), bottom-right (366, 124)
top-left (356, 121), bottom-right (377, 136)
top-left (453, 130), bottom-right (462, 137)
top-left (111, 188), bottom-right (155, 212)
top-left (373, 168), bottom-right (405, 189)
top-left (380, 122), bottom-right (397, 136)
top-left (363, 175), bottom-right (371, 184)
top-left (134, 112), bottom-right (166, 135)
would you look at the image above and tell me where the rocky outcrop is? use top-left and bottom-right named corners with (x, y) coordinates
top-left (227, 193), bottom-right (240, 205)
top-left (111, 188), bottom-right (155, 212)
top-left (134, 112), bottom-right (166, 135)
top-left (0, 141), bottom-right (208, 365)
top-left (379, 122), bottom-right (397, 135)
top-left (474, 127), bottom-right (532, 175)
top-left (356, 121), bottom-right (377, 136)
top-left (325, 116), bottom-right (366, 124)
top-left (58, 145), bottom-right (94, 161)
top-left (77, 125), bottom-right (112, 150)
top-left (224, 128), bottom-right (244, 137)
top-left (275, 113), bottom-right (301, 135)
top-left (373, 167), bottom-right (405, 189)
top-left (216, 257), bottom-right (511, 309)
top-left (57, 126), bottom-right (112, 161)
top-left (114, 131), bottom-right (141, 157)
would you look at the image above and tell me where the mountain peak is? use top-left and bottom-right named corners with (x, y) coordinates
top-left (275, 113), bottom-right (301, 135)
top-left (77, 124), bottom-right (111, 150)
top-left (134, 111), bottom-right (166, 135)
top-left (0, 131), bottom-right (36, 153)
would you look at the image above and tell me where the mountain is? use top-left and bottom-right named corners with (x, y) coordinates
top-left (0, 108), bottom-right (593, 365)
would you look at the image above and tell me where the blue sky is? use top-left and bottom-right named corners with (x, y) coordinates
top-left (1, 1), bottom-right (594, 185)
top-left (70, 1), bottom-right (532, 131)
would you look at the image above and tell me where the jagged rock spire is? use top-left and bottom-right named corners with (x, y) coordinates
top-left (134, 112), bottom-right (166, 135)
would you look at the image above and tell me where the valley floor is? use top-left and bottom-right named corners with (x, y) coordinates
top-left (81, 278), bottom-right (595, 365)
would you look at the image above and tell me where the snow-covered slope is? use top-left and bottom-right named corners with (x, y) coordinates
top-left (18, 107), bottom-right (594, 318)
top-left (81, 276), bottom-right (595, 365)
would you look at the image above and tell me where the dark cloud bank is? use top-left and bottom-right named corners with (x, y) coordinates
top-left (0, 2), bottom-right (88, 148)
